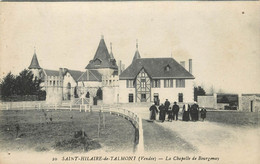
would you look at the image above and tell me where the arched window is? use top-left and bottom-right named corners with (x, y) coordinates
top-left (67, 82), bottom-right (71, 89)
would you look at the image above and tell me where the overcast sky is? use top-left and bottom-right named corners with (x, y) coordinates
top-left (0, 2), bottom-right (259, 94)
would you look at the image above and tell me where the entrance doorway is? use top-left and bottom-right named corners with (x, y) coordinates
top-left (154, 93), bottom-right (159, 105)
top-left (141, 94), bottom-right (146, 102)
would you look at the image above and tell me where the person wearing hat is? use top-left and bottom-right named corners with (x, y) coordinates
top-left (158, 103), bottom-right (166, 122)
top-left (200, 106), bottom-right (207, 121)
top-left (149, 102), bottom-right (158, 121)
top-left (164, 99), bottom-right (170, 113)
top-left (172, 101), bottom-right (180, 121)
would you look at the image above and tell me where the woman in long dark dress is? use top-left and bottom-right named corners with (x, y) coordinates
top-left (182, 103), bottom-right (190, 121)
top-left (149, 103), bottom-right (158, 120)
top-left (159, 104), bottom-right (166, 122)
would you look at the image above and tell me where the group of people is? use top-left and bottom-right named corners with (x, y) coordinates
top-left (149, 99), bottom-right (207, 122)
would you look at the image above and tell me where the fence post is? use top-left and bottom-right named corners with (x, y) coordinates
top-left (85, 105), bottom-right (87, 112)
top-left (103, 111), bottom-right (105, 128)
top-left (55, 104), bottom-right (57, 110)
top-left (70, 104), bottom-right (72, 111)
top-left (80, 105), bottom-right (82, 112)
top-left (137, 116), bottom-right (144, 153)
top-left (98, 110), bottom-right (101, 138)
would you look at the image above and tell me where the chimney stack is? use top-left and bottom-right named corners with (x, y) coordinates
top-left (180, 61), bottom-right (185, 69)
top-left (118, 60), bottom-right (122, 75)
top-left (189, 59), bottom-right (192, 74)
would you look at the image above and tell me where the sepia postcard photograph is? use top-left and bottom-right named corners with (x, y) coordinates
top-left (0, 1), bottom-right (259, 164)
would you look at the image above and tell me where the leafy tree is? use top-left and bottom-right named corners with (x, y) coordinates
top-left (0, 72), bottom-right (16, 97)
top-left (194, 86), bottom-right (206, 102)
top-left (0, 69), bottom-right (42, 99)
top-left (15, 69), bottom-right (42, 95)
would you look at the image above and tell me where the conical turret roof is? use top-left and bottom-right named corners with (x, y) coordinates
top-left (29, 52), bottom-right (41, 69)
top-left (85, 36), bottom-right (118, 69)
top-left (132, 40), bottom-right (141, 62)
top-left (132, 50), bottom-right (141, 61)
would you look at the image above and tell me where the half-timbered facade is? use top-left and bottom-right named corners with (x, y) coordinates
top-left (135, 68), bottom-right (151, 102)
top-left (119, 51), bottom-right (195, 104)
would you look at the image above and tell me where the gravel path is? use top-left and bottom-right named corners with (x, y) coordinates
top-left (130, 107), bottom-right (259, 163)
top-left (142, 119), bottom-right (196, 153)
top-left (155, 119), bottom-right (260, 164)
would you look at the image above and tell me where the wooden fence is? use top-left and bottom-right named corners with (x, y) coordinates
top-left (0, 102), bottom-right (144, 153)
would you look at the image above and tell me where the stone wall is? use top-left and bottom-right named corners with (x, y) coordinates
top-left (198, 94), bottom-right (217, 109)
top-left (241, 95), bottom-right (260, 112)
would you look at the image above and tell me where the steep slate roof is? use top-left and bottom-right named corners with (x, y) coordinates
top-left (44, 69), bottom-right (60, 76)
top-left (85, 38), bottom-right (118, 70)
top-left (66, 70), bottom-right (84, 81)
top-left (28, 53), bottom-right (41, 69)
top-left (77, 70), bottom-right (102, 82)
top-left (119, 58), bottom-right (195, 80)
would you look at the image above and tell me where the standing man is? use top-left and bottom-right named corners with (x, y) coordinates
top-left (164, 99), bottom-right (170, 119)
top-left (172, 102), bottom-right (180, 121)
top-left (159, 103), bottom-right (166, 122)
top-left (149, 103), bottom-right (158, 121)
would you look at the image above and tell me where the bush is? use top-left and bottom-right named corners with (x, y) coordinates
top-left (54, 130), bottom-right (101, 152)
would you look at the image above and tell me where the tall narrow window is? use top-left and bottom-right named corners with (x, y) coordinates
top-left (129, 94), bottom-right (134, 103)
top-left (141, 79), bottom-right (146, 88)
top-left (152, 80), bottom-right (160, 88)
top-left (164, 79), bottom-right (173, 88)
top-left (176, 79), bottom-right (185, 88)
top-left (178, 93), bottom-right (183, 102)
top-left (126, 80), bottom-right (134, 88)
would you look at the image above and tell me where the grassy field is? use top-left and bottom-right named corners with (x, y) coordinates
top-left (206, 111), bottom-right (260, 127)
top-left (0, 109), bottom-right (135, 153)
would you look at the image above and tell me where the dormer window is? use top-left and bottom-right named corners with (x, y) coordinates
top-left (94, 58), bottom-right (102, 65)
top-left (165, 65), bottom-right (171, 71)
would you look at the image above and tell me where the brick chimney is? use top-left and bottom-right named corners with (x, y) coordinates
top-left (189, 59), bottom-right (192, 74)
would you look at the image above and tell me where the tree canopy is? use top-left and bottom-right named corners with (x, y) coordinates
top-left (0, 69), bottom-right (43, 98)
top-left (194, 86), bottom-right (206, 102)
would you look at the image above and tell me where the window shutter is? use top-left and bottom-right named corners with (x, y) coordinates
top-left (159, 80), bottom-right (161, 88)
top-left (164, 80), bottom-right (166, 88)
top-left (126, 80), bottom-right (129, 88)
top-left (183, 80), bottom-right (185, 87)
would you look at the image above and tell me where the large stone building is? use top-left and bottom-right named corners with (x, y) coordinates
top-left (119, 44), bottom-right (195, 104)
top-left (29, 36), bottom-right (195, 105)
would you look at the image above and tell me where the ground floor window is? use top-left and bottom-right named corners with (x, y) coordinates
top-left (178, 93), bottom-right (183, 102)
top-left (129, 93), bottom-right (134, 103)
